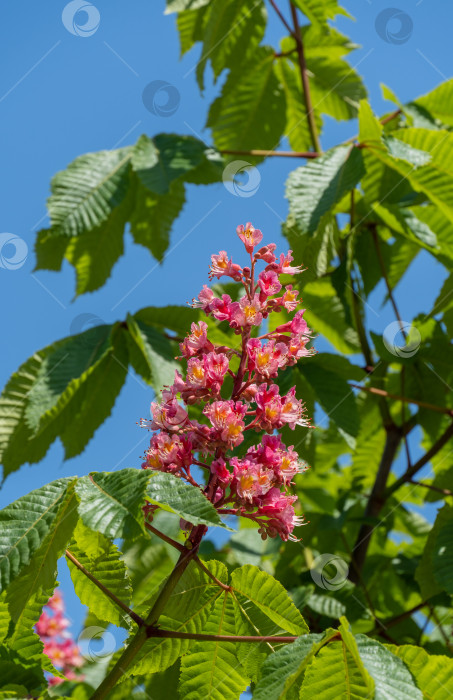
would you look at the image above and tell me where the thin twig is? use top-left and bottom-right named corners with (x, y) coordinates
top-left (289, 1), bottom-right (322, 152)
top-left (220, 148), bottom-right (320, 159)
top-left (373, 601), bottom-right (427, 635)
top-left (65, 549), bottom-right (144, 627)
top-left (349, 383), bottom-right (453, 417)
top-left (268, 0), bottom-right (294, 36)
top-left (409, 480), bottom-right (453, 497)
top-left (385, 421), bottom-right (453, 497)
top-left (194, 557), bottom-right (232, 592)
top-left (145, 522), bottom-right (186, 552)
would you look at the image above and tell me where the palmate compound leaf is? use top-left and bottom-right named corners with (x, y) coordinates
top-left (146, 471), bottom-right (233, 530)
top-left (124, 560), bottom-right (228, 678)
top-left (385, 644), bottom-right (453, 699)
top-left (75, 468), bottom-right (151, 540)
top-left (66, 521), bottom-right (132, 627)
top-left (0, 478), bottom-right (75, 592)
top-left (178, 593), bottom-right (249, 700)
top-left (34, 134), bottom-right (224, 296)
top-left (286, 145), bottom-right (365, 235)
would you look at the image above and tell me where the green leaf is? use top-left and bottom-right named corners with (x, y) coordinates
top-left (299, 642), bottom-right (372, 699)
top-left (46, 147), bottom-right (132, 237)
top-left (274, 58), bottom-right (323, 153)
top-left (432, 517), bottom-right (453, 595)
top-left (196, 0), bottom-right (267, 90)
top-left (0, 598), bottom-right (10, 643)
top-left (5, 486), bottom-right (78, 621)
top-left (5, 587), bottom-right (62, 677)
top-left (0, 478), bottom-right (74, 592)
top-left (64, 187), bottom-right (133, 295)
top-left (25, 325), bottom-right (112, 435)
top-left (59, 324), bottom-right (129, 459)
top-left (415, 505), bottom-right (453, 599)
top-left (299, 355), bottom-right (360, 440)
top-left (233, 590), bottom-right (288, 682)
top-left (372, 203), bottom-right (437, 249)
top-left (385, 644), bottom-right (453, 700)
top-left (177, 7), bottom-right (208, 56)
top-left (147, 472), bottom-right (232, 530)
top-left (179, 593), bottom-right (249, 700)
top-left (292, 0), bottom-right (351, 29)
top-left (231, 565), bottom-right (308, 635)
top-left (165, 0), bottom-right (210, 12)
top-left (253, 632), bottom-right (330, 700)
top-left (130, 179), bottom-right (186, 262)
top-left (286, 145), bottom-right (365, 234)
top-left (126, 315), bottom-right (178, 393)
top-left (414, 78), bottom-right (453, 127)
top-left (131, 134), bottom-right (206, 195)
top-left (75, 468), bottom-right (151, 540)
top-left (355, 635), bottom-right (423, 700)
top-left (307, 55), bottom-right (366, 121)
top-left (207, 46), bottom-right (286, 153)
top-left (300, 277), bottom-right (361, 354)
top-left (67, 521), bottom-right (131, 627)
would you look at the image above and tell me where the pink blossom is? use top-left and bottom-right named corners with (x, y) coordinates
top-left (258, 270), bottom-right (282, 300)
top-left (149, 386), bottom-right (189, 431)
top-left (211, 457), bottom-right (232, 485)
top-left (210, 294), bottom-right (234, 322)
top-left (231, 294), bottom-right (263, 327)
top-left (247, 339), bottom-right (288, 378)
top-left (280, 387), bottom-right (309, 430)
top-left (209, 251), bottom-right (242, 281)
top-left (237, 222), bottom-right (263, 253)
top-left (276, 250), bottom-right (304, 275)
top-left (143, 432), bottom-right (192, 473)
top-left (281, 285), bottom-right (299, 312)
top-left (193, 284), bottom-right (215, 310)
top-left (255, 243), bottom-right (277, 263)
top-left (180, 321), bottom-right (212, 358)
top-left (205, 352), bottom-right (229, 383)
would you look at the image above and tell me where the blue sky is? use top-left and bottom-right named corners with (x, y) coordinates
top-left (0, 0), bottom-right (451, 664)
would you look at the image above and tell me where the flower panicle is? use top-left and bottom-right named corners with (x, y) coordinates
top-left (140, 223), bottom-right (315, 542)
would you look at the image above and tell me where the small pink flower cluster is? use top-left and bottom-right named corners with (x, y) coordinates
top-left (141, 223), bottom-right (314, 541)
top-left (36, 590), bottom-right (84, 686)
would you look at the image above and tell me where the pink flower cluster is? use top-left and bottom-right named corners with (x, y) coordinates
top-left (141, 223), bottom-right (314, 541)
top-left (36, 590), bottom-right (84, 686)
